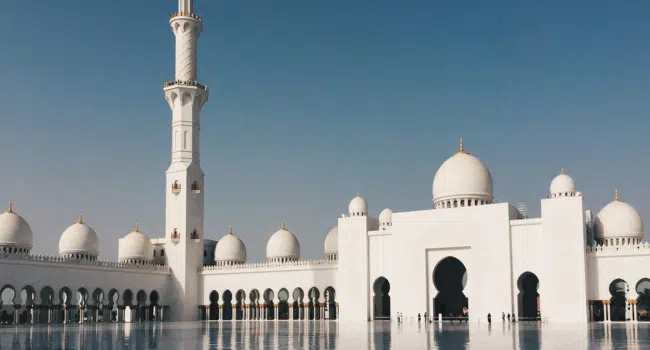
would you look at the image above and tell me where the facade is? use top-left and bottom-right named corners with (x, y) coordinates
top-left (0, 0), bottom-right (649, 325)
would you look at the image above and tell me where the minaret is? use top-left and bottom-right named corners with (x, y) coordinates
top-left (163, 0), bottom-right (208, 321)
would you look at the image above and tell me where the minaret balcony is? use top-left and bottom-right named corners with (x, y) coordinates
top-left (191, 181), bottom-right (201, 194)
top-left (170, 229), bottom-right (181, 244)
top-left (170, 11), bottom-right (202, 22)
top-left (164, 80), bottom-right (208, 92)
top-left (171, 181), bottom-right (182, 195)
top-left (190, 229), bottom-right (200, 242)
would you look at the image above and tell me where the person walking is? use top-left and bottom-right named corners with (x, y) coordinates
top-left (487, 313), bottom-right (492, 324)
top-left (502, 312), bottom-right (505, 322)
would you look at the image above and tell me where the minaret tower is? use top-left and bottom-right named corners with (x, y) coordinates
top-left (163, 0), bottom-right (208, 321)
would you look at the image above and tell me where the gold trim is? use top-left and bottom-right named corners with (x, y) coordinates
top-left (78, 214), bottom-right (83, 224)
top-left (7, 201), bottom-right (12, 213)
top-left (614, 189), bottom-right (619, 202)
top-left (135, 223), bottom-right (140, 232)
top-left (560, 168), bottom-right (564, 175)
top-left (228, 225), bottom-right (233, 235)
top-left (281, 221), bottom-right (286, 230)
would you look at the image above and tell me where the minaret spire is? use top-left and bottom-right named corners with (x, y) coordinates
top-left (178, 0), bottom-right (194, 13)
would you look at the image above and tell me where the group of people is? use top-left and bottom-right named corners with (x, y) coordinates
top-left (487, 312), bottom-right (527, 324)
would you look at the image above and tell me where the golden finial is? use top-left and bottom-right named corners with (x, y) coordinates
top-left (281, 221), bottom-right (286, 230)
top-left (228, 225), bottom-right (233, 235)
top-left (7, 201), bottom-right (12, 213)
top-left (135, 223), bottom-right (140, 232)
top-left (560, 168), bottom-right (564, 175)
top-left (78, 213), bottom-right (83, 224)
top-left (614, 189), bottom-right (619, 202)
top-left (459, 138), bottom-right (464, 152)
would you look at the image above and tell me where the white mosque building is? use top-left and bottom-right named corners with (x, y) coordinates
top-left (1, 0), bottom-right (649, 325)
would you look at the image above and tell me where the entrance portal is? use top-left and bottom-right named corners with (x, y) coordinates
top-left (517, 271), bottom-right (540, 320)
top-left (373, 277), bottom-right (391, 320)
top-left (433, 256), bottom-right (468, 320)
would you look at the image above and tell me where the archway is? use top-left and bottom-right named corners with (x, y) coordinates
top-left (324, 287), bottom-right (336, 320)
top-left (517, 272), bottom-right (540, 321)
top-left (609, 279), bottom-right (629, 321)
top-left (149, 290), bottom-right (159, 321)
top-left (372, 277), bottom-right (391, 320)
top-left (307, 287), bottom-right (320, 320)
top-left (433, 257), bottom-right (468, 320)
top-left (277, 289), bottom-right (290, 320)
top-left (263, 289), bottom-right (274, 320)
top-left (136, 290), bottom-right (147, 322)
top-left (222, 290), bottom-right (233, 320)
top-left (235, 290), bottom-right (246, 320)
top-left (292, 288), bottom-right (304, 320)
top-left (248, 290), bottom-right (259, 320)
top-left (208, 290), bottom-right (219, 320)
top-left (636, 278), bottom-right (650, 321)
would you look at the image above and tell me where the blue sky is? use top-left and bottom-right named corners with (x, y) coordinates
top-left (0, 0), bottom-right (649, 260)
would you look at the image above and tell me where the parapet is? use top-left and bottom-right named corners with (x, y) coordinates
top-left (586, 241), bottom-right (650, 256)
top-left (0, 251), bottom-right (168, 271)
top-left (200, 258), bottom-right (338, 273)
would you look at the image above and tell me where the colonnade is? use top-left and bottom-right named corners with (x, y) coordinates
top-left (589, 300), bottom-right (640, 322)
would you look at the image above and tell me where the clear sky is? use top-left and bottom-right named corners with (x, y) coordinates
top-left (1, 0), bottom-right (649, 261)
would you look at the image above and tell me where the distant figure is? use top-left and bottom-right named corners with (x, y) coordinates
top-left (487, 313), bottom-right (492, 324)
top-left (507, 313), bottom-right (511, 322)
top-left (502, 312), bottom-right (505, 322)
top-left (424, 312), bottom-right (428, 323)
top-left (418, 313), bottom-right (421, 323)
top-left (512, 316), bottom-right (516, 323)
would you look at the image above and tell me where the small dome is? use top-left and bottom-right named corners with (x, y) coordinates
top-left (432, 139), bottom-right (493, 207)
top-left (379, 208), bottom-right (393, 228)
top-left (595, 190), bottom-right (643, 241)
top-left (118, 224), bottom-right (154, 262)
top-left (59, 215), bottom-right (100, 257)
top-left (349, 194), bottom-right (368, 216)
top-left (214, 225), bottom-right (247, 264)
top-left (550, 169), bottom-right (576, 197)
top-left (324, 226), bottom-right (338, 255)
top-left (0, 202), bottom-right (33, 250)
top-left (266, 222), bottom-right (300, 261)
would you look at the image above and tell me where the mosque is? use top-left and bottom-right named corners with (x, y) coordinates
top-left (1, 0), bottom-right (649, 325)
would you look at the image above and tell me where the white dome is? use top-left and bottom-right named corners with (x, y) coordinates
top-left (0, 203), bottom-right (33, 250)
top-left (118, 224), bottom-right (154, 262)
top-left (266, 222), bottom-right (300, 261)
top-left (432, 139), bottom-right (493, 207)
top-left (324, 226), bottom-right (338, 255)
top-left (550, 169), bottom-right (576, 197)
top-left (214, 226), bottom-right (247, 263)
top-left (379, 208), bottom-right (393, 228)
top-left (349, 194), bottom-right (368, 216)
top-left (58, 215), bottom-right (100, 257)
top-left (595, 191), bottom-right (644, 241)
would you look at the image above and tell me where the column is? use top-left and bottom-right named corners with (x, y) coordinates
top-left (232, 303), bottom-right (237, 321)
top-left (13, 305), bottom-right (20, 324)
top-left (336, 302), bottom-right (340, 320)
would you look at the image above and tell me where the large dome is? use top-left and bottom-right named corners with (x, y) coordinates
top-left (214, 225), bottom-right (247, 265)
top-left (432, 139), bottom-right (493, 208)
top-left (59, 215), bottom-right (100, 258)
top-left (324, 226), bottom-right (338, 256)
top-left (266, 222), bottom-right (300, 262)
top-left (550, 169), bottom-right (576, 197)
top-left (118, 224), bottom-right (154, 262)
top-left (0, 202), bottom-right (33, 250)
top-left (594, 190), bottom-right (643, 243)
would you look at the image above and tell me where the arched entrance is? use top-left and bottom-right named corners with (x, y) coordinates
top-left (433, 256), bottom-right (468, 320)
top-left (636, 278), bottom-right (650, 321)
top-left (372, 277), bottom-right (391, 320)
top-left (517, 272), bottom-right (540, 321)
top-left (609, 279), bottom-right (629, 321)
top-left (222, 290), bottom-right (233, 320)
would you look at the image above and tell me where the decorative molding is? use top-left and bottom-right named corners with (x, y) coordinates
top-left (200, 259), bottom-right (338, 272)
